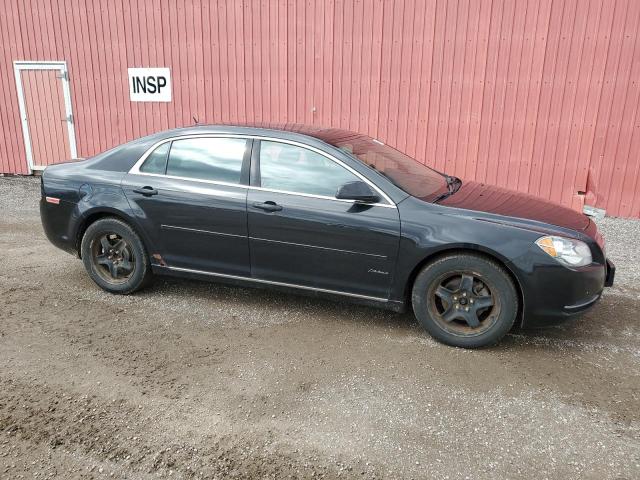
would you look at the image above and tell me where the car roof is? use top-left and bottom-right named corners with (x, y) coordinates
top-left (154, 123), bottom-right (367, 147)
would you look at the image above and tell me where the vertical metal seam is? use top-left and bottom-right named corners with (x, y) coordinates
top-left (546, 0), bottom-right (580, 203)
top-left (503, 0), bottom-right (530, 191)
top-left (526, 0), bottom-right (555, 194)
top-left (581, 0), bottom-right (620, 202)
top-left (605, 0), bottom-right (640, 214)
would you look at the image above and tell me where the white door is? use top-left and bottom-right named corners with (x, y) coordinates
top-left (14, 61), bottom-right (77, 172)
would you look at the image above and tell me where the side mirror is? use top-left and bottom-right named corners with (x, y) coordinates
top-left (335, 181), bottom-right (380, 203)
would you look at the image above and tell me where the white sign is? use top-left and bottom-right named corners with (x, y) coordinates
top-left (128, 68), bottom-right (171, 102)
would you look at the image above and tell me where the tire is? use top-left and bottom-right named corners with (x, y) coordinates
top-left (81, 217), bottom-right (152, 294)
top-left (411, 253), bottom-right (518, 348)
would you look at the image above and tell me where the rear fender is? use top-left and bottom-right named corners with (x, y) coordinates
top-left (74, 185), bottom-right (158, 257)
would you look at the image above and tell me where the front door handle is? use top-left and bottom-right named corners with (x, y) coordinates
top-left (252, 201), bottom-right (282, 212)
top-left (132, 186), bottom-right (158, 196)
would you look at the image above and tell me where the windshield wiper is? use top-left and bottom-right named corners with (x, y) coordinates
top-left (433, 175), bottom-right (462, 203)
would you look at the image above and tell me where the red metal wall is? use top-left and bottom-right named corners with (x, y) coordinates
top-left (1, 0), bottom-right (640, 217)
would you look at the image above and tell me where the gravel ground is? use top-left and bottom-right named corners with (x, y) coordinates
top-left (0, 176), bottom-right (639, 479)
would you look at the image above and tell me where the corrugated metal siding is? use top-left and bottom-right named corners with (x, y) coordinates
top-left (1, 0), bottom-right (639, 217)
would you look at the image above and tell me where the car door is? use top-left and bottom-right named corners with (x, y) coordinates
top-left (247, 139), bottom-right (400, 299)
top-left (122, 136), bottom-right (251, 276)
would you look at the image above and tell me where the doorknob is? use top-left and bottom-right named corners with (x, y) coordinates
top-left (252, 201), bottom-right (282, 212)
top-left (133, 186), bottom-right (158, 196)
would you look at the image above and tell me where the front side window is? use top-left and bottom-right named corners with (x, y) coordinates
top-left (165, 137), bottom-right (247, 184)
top-left (139, 142), bottom-right (170, 174)
top-left (259, 141), bottom-right (359, 197)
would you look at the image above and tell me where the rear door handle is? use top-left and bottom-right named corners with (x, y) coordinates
top-left (252, 201), bottom-right (282, 212)
top-left (132, 186), bottom-right (158, 196)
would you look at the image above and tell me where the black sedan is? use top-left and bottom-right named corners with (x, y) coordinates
top-left (40, 124), bottom-right (615, 348)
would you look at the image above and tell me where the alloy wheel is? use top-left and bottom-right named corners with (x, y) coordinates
top-left (91, 233), bottom-right (136, 284)
top-left (427, 271), bottom-right (500, 336)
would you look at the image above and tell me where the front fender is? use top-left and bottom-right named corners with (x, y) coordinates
top-left (392, 197), bottom-right (540, 304)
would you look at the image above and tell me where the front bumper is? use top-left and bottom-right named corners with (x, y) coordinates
top-left (605, 258), bottom-right (615, 287)
top-left (519, 258), bottom-right (609, 328)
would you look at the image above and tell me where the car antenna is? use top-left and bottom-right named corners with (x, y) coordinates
top-left (192, 115), bottom-right (199, 125)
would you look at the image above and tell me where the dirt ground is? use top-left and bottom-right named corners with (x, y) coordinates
top-left (0, 176), bottom-right (639, 479)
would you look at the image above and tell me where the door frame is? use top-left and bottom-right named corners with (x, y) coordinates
top-left (13, 60), bottom-right (77, 173)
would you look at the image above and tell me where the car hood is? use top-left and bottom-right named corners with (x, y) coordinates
top-left (438, 181), bottom-right (590, 231)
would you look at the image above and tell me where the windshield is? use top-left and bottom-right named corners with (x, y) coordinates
top-left (328, 134), bottom-right (447, 201)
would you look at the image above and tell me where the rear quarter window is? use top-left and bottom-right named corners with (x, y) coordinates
top-left (139, 142), bottom-right (170, 174)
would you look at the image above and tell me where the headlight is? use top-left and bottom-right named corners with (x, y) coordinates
top-left (535, 236), bottom-right (592, 267)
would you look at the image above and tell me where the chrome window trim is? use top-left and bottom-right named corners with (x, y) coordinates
top-left (248, 185), bottom-right (394, 207)
top-left (164, 265), bottom-right (389, 302)
top-left (128, 133), bottom-right (396, 208)
top-left (125, 170), bottom-right (248, 191)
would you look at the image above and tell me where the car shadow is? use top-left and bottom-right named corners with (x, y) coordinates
top-left (77, 264), bottom-right (637, 352)
top-left (503, 291), bottom-right (639, 352)
top-left (144, 274), bottom-right (420, 330)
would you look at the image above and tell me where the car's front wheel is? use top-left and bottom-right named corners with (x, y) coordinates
top-left (411, 253), bottom-right (518, 348)
top-left (81, 217), bottom-right (152, 294)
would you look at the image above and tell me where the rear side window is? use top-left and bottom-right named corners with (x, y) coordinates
top-left (259, 141), bottom-right (359, 197)
top-left (166, 137), bottom-right (247, 184)
top-left (139, 142), bottom-right (170, 174)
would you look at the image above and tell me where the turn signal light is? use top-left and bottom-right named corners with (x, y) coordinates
top-left (535, 236), bottom-right (557, 257)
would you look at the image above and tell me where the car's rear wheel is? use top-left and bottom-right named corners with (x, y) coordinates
top-left (411, 253), bottom-right (518, 348)
top-left (81, 217), bottom-right (151, 294)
